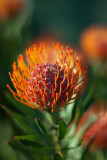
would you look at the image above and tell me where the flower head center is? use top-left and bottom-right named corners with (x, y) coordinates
top-left (27, 63), bottom-right (70, 111)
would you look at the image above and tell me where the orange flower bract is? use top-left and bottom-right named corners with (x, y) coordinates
top-left (80, 26), bottom-right (107, 60)
top-left (7, 42), bottom-right (87, 112)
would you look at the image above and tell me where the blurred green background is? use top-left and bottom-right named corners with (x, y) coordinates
top-left (0, 0), bottom-right (107, 160)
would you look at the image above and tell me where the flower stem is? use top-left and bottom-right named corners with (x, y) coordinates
top-left (51, 128), bottom-right (63, 159)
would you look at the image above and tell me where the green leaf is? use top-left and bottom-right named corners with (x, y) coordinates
top-left (34, 118), bottom-right (55, 148)
top-left (59, 102), bottom-right (75, 125)
top-left (2, 105), bottom-right (35, 134)
top-left (35, 118), bottom-right (47, 134)
top-left (6, 92), bottom-right (46, 121)
top-left (53, 153), bottom-right (63, 160)
top-left (10, 141), bottom-right (52, 155)
top-left (0, 142), bottom-right (20, 160)
top-left (6, 92), bottom-right (36, 118)
top-left (14, 134), bottom-right (46, 147)
top-left (58, 119), bottom-right (67, 141)
top-left (77, 87), bottom-right (95, 122)
top-left (14, 134), bottom-right (39, 142)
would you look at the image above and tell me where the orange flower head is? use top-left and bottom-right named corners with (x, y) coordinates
top-left (7, 42), bottom-right (87, 112)
top-left (77, 101), bottom-right (107, 149)
top-left (80, 26), bottom-right (107, 60)
top-left (0, 0), bottom-right (24, 21)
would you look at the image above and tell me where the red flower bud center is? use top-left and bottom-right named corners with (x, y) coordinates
top-left (26, 63), bottom-right (71, 110)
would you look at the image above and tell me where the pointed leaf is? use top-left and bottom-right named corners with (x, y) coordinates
top-left (35, 118), bottom-right (47, 134)
top-left (14, 134), bottom-right (39, 142)
top-left (10, 141), bottom-right (52, 155)
top-left (14, 134), bottom-right (46, 147)
top-left (77, 87), bottom-right (95, 122)
top-left (6, 92), bottom-right (36, 118)
top-left (58, 119), bottom-right (67, 141)
top-left (60, 102), bottom-right (75, 125)
top-left (6, 92), bottom-right (46, 120)
top-left (67, 101), bottom-right (78, 125)
top-left (2, 105), bottom-right (34, 134)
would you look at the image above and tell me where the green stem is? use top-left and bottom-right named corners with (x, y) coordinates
top-left (45, 112), bottom-right (63, 159)
top-left (52, 128), bottom-right (63, 159)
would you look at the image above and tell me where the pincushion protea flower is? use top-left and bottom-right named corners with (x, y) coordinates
top-left (7, 42), bottom-right (87, 112)
top-left (0, 0), bottom-right (24, 20)
top-left (77, 101), bottom-right (107, 150)
top-left (80, 26), bottom-right (107, 60)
